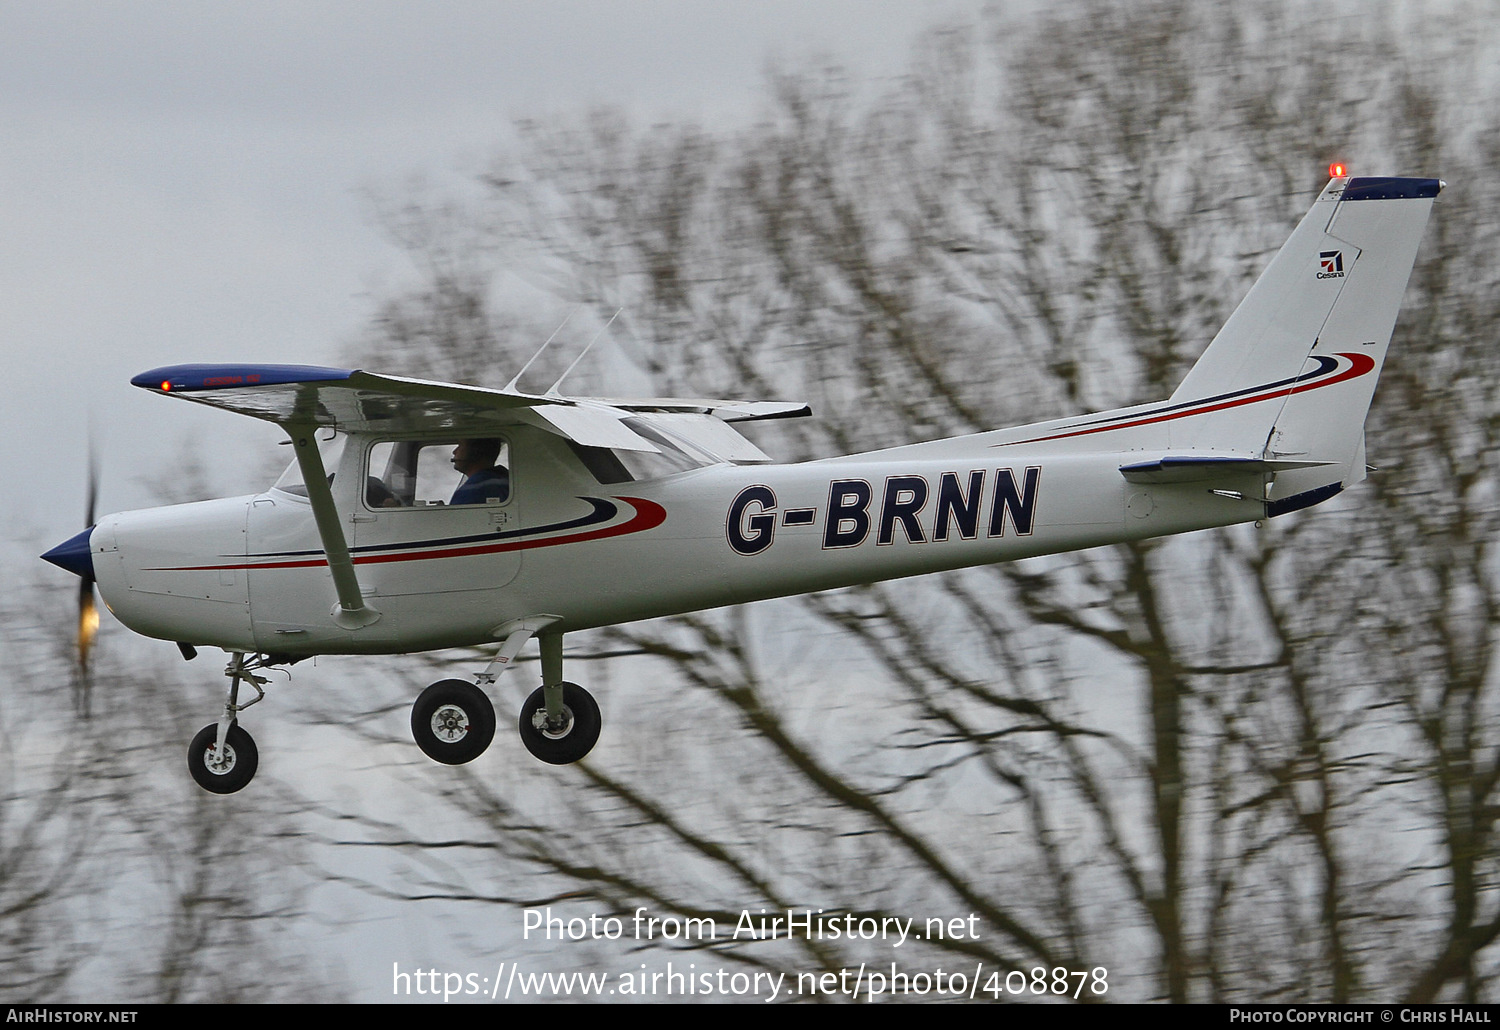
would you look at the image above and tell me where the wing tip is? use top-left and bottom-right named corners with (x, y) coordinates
top-left (132, 363), bottom-right (357, 393)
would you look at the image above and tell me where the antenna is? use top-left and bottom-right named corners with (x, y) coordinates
top-left (546, 309), bottom-right (620, 396)
top-left (504, 310), bottom-right (574, 392)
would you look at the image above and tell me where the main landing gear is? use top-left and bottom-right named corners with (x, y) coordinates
top-left (185, 629), bottom-right (602, 792)
top-left (408, 626), bottom-right (601, 768)
top-left (517, 681), bottom-right (600, 765)
top-left (188, 652), bottom-right (270, 794)
top-left (411, 679), bottom-right (496, 765)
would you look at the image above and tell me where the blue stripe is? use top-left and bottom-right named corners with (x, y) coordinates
top-left (1339, 177), bottom-right (1443, 201)
top-left (1065, 355), bottom-right (1339, 433)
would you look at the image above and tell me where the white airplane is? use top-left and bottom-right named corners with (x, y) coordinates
top-left (43, 174), bottom-right (1441, 793)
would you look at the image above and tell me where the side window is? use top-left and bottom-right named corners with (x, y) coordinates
top-left (366, 439), bottom-right (510, 509)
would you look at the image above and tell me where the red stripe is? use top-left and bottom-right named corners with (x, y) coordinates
top-left (155, 496), bottom-right (667, 573)
top-left (1005, 352), bottom-right (1375, 445)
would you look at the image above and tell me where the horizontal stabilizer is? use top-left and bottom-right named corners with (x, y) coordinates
top-left (1119, 456), bottom-right (1335, 484)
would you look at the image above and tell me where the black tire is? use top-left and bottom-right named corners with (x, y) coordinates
top-left (411, 679), bottom-right (496, 765)
top-left (188, 722), bottom-right (258, 794)
top-left (518, 682), bottom-right (601, 765)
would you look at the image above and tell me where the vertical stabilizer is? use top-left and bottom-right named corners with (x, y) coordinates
top-left (1169, 176), bottom-right (1441, 501)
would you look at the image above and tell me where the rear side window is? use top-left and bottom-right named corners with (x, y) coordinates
top-left (568, 442), bottom-right (633, 484)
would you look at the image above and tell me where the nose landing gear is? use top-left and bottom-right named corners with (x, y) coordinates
top-left (188, 721), bottom-right (258, 794)
top-left (188, 652), bottom-right (270, 794)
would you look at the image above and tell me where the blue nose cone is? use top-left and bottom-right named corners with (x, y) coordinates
top-left (42, 527), bottom-right (95, 580)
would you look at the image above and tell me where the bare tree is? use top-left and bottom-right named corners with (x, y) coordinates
top-left (339, 0), bottom-right (1500, 1003)
top-left (3, 560), bottom-right (335, 1002)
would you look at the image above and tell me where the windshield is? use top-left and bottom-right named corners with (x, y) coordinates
top-left (271, 430), bottom-right (346, 497)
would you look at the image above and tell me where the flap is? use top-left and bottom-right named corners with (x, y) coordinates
top-left (582, 396), bottom-right (812, 422)
top-left (529, 402), bottom-right (660, 452)
top-left (628, 412), bottom-right (772, 462)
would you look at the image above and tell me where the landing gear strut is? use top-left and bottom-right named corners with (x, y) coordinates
top-left (516, 632), bottom-right (600, 764)
top-left (188, 652), bottom-right (268, 794)
top-left (518, 681), bottom-right (600, 765)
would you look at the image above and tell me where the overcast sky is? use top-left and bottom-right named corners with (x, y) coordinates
top-left (2, 0), bottom-right (990, 564)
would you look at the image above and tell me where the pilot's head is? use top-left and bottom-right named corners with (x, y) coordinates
top-left (451, 438), bottom-right (503, 476)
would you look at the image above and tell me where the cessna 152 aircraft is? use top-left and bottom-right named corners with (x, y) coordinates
top-left (43, 173), bottom-right (1442, 793)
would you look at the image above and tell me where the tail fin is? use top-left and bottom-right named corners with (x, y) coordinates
top-left (1172, 176), bottom-right (1441, 506)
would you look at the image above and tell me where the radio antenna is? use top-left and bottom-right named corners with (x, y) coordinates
top-left (546, 309), bottom-right (620, 396)
top-left (505, 310), bottom-right (574, 392)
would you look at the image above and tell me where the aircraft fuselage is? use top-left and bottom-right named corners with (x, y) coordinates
top-left (92, 424), bottom-right (1263, 657)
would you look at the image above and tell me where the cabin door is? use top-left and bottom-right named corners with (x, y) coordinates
top-left (351, 437), bottom-right (521, 596)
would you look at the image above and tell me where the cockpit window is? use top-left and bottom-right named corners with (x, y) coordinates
top-left (364, 439), bottom-right (510, 509)
top-left (271, 430), bottom-right (346, 498)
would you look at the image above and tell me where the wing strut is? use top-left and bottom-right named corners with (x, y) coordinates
top-left (288, 423), bottom-right (381, 630)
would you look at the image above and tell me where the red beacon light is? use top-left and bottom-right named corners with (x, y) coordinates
top-left (160, 380), bottom-right (172, 392)
top-left (1329, 162), bottom-right (1348, 178)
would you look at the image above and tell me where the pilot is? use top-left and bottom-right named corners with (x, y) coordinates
top-left (450, 438), bottom-right (509, 505)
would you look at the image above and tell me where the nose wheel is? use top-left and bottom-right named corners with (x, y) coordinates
top-left (518, 682), bottom-right (600, 765)
top-left (411, 679), bottom-right (496, 765)
top-left (188, 722), bottom-right (258, 794)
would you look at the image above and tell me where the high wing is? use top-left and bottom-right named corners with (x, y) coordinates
top-left (132, 363), bottom-right (809, 460)
top-left (132, 361), bottom-right (810, 629)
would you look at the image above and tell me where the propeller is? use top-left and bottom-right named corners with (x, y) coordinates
top-left (75, 450), bottom-right (99, 713)
top-left (41, 444), bottom-right (100, 717)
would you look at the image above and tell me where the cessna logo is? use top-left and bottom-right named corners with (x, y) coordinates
top-left (1318, 250), bottom-right (1345, 279)
top-left (727, 469), bottom-right (1042, 556)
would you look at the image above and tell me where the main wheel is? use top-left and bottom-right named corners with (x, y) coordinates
top-left (518, 682), bottom-right (601, 765)
top-left (411, 679), bottom-right (496, 765)
top-left (188, 723), bottom-right (258, 794)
